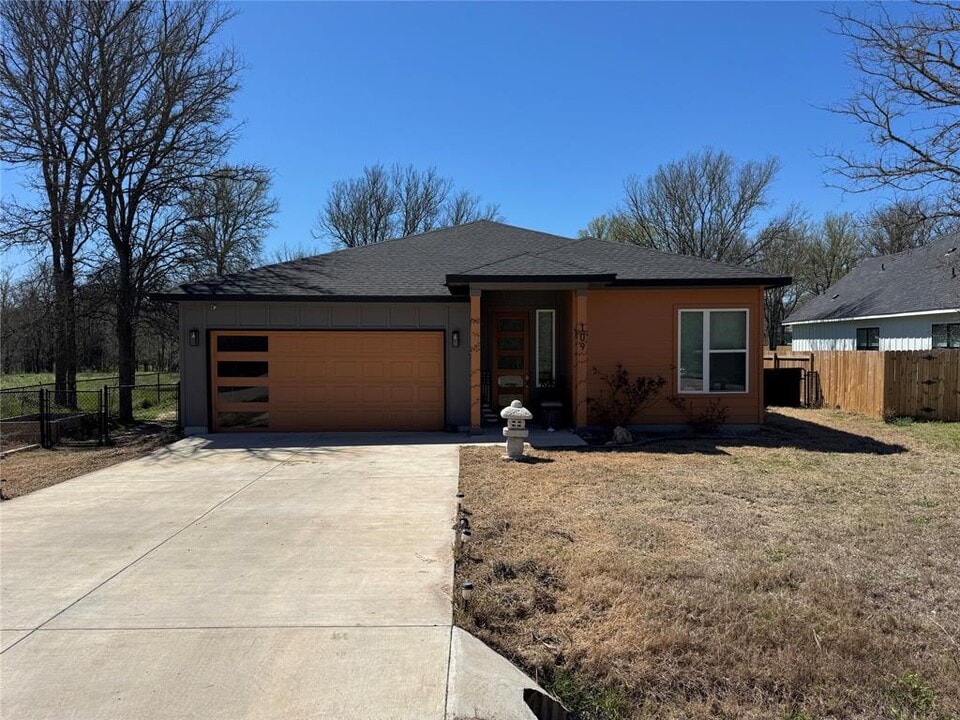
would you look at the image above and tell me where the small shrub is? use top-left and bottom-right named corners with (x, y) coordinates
top-left (491, 560), bottom-right (516, 580)
top-left (666, 395), bottom-right (729, 433)
top-left (766, 547), bottom-right (788, 564)
top-left (888, 671), bottom-right (936, 719)
top-left (547, 668), bottom-right (631, 720)
top-left (587, 365), bottom-right (666, 429)
top-left (889, 416), bottom-right (915, 427)
top-left (138, 398), bottom-right (154, 410)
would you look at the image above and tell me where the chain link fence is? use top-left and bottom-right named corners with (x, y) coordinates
top-left (0, 383), bottom-right (180, 450)
top-left (103, 383), bottom-right (180, 428)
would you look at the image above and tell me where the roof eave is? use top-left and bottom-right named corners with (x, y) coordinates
top-left (148, 292), bottom-right (465, 303)
top-left (784, 306), bottom-right (960, 326)
top-left (609, 276), bottom-right (792, 289)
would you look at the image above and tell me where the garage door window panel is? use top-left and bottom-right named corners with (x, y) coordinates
top-left (217, 361), bottom-right (268, 378)
top-left (218, 411), bottom-right (269, 429)
top-left (216, 335), bottom-right (269, 353)
top-left (216, 386), bottom-right (269, 403)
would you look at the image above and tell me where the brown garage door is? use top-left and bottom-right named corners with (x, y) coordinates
top-left (210, 330), bottom-right (445, 432)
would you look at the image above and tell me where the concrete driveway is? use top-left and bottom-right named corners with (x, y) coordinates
top-left (1, 433), bottom-right (536, 719)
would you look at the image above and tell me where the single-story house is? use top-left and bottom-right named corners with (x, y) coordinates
top-left (152, 220), bottom-right (790, 434)
top-left (785, 237), bottom-right (960, 351)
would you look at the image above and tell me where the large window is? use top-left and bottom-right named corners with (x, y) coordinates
top-left (856, 327), bottom-right (880, 351)
top-left (678, 309), bottom-right (748, 393)
top-left (536, 309), bottom-right (556, 386)
top-left (932, 323), bottom-right (960, 348)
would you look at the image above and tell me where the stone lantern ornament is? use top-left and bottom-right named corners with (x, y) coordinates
top-left (500, 399), bottom-right (533, 460)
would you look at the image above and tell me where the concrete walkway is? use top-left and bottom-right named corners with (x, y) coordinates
top-left (0, 433), bottom-right (543, 719)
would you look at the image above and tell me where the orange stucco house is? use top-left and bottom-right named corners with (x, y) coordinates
top-left (153, 221), bottom-right (790, 434)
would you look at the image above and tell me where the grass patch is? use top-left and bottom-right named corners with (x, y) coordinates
top-left (888, 417), bottom-right (960, 452)
top-left (455, 408), bottom-right (960, 719)
top-left (0, 371), bottom-right (179, 390)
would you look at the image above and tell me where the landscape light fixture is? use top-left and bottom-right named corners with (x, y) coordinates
top-left (456, 491), bottom-right (465, 512)
top-left (461, 582), bottom-right (474, 602)
top-left (188, 329), bottom-right (200, 347)
top-left (460, 528), bottom-right (472, 544)
top-left (451, 330), bottom-right (460, 348)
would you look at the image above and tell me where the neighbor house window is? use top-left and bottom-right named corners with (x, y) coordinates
top-left (678, 309), bottom-right (748, 393)
top-left (932, 323), bottom-right (960, 348)
top-left (856, 327), bottom-right (880, 351)
top-left (536, 309), bottom-right (556, 386)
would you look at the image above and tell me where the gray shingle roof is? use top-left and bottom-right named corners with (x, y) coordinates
top-left (785, 236), bottom-right (960, 324)
top-left (153, 220), bottom-right (790, 301)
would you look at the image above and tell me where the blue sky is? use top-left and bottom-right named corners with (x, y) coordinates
top-left (3, 1), bottom-right (895, 269)
top-left (225, 0), bottom-right (885, 250)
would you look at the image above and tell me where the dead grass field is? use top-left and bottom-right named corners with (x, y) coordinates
top-left (456, 409), bottom-right (960, 720)
top-left (0, 429), bottom-right (176, 500)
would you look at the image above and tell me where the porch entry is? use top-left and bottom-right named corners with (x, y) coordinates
top-left (492, 312), bottom-right (529, 408)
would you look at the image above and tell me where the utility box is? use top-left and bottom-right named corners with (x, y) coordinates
top-left (763, 368), bottom-right (802, 408)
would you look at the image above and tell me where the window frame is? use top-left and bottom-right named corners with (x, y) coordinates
top-left (677, 308), bottom-right (750, 395)
top-left (855, 326), bottom-right (880, 351)
top-left (932, 322), bottom-right (960, 349)
top-left (535, 309), bottom-right (556, 387)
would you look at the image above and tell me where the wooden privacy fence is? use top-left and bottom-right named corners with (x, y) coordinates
top-left (763, 349), bottom-right (960, 420)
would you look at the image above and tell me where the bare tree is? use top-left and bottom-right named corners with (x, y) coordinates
top-left (621, 148), bottom-right (781, 265)
top-left (79, 0), bottom-right (240, 421)
top-left (578, 213), bottom-right (645, 244)
top-left (0, 262), bottom-right (57, 374)
top-left (315, 164), bottom-right (397, 248)
top-left (394, 164), bottom-right (452, 236)
top-left (314, 164), bottom-right (501, 247)
top-left (180, 165), bottom-right (278, 277)
top-left (441, 189), bottom-right (502, 228)
top-left (755, 210), bottom-right (808, 347)
top-left (800, 213), bottom-right (863, 296)
top-left (271, 242), bottom-right (323, 263)
top-left (829, 1), bottom-right (960, 215)
top-left (860, 198), bottom-right (955, 255)
top-left (0, 0), bottom-right (99, 404)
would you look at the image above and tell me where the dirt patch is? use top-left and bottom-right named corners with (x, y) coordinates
top-left (0, 428), bottom-right (177, 500)
top-left (456, 408), bottom-right (960, 719)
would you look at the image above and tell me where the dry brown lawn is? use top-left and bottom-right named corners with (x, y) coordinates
top-left (456, 409), bottom-right (960, 720)
top-left (0, 429), bottom-right (176, 500)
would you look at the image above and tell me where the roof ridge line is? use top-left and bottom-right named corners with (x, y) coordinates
top-left (527, 243), bottom-right (601, 272)
top-left (454, 249), bottom-right (547, 275)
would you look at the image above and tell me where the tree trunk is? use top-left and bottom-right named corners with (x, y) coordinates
top-left (116, 254), bottom-right (137, 423)
top-left (52, 265), bottom-right (79, 408)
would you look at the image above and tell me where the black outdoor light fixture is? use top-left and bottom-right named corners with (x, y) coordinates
top-left (188, 329), bottom-right (200, 347)
top-left (451, 330), bottom-right (460, 348)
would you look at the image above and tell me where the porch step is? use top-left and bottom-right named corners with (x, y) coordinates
top-left (480, 405), bottom-right (502, 427)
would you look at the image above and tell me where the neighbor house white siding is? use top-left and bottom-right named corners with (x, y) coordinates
top-left (790, 311), bottom-right (960, 351)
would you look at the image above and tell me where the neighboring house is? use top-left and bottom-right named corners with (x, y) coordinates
top-left (152, 220), bottom-right (790, 434)
top-left (785, 237), bottom-right (960, 351)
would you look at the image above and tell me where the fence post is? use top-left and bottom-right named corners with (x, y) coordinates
top-left (103, 384), bottom-right (110, 444)
top-left (157, 371), bottom-right (161, 404)
top-left (38, 388), bottom-right (47, 448)
top-left (98, 388), bottom-right (105, 446)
